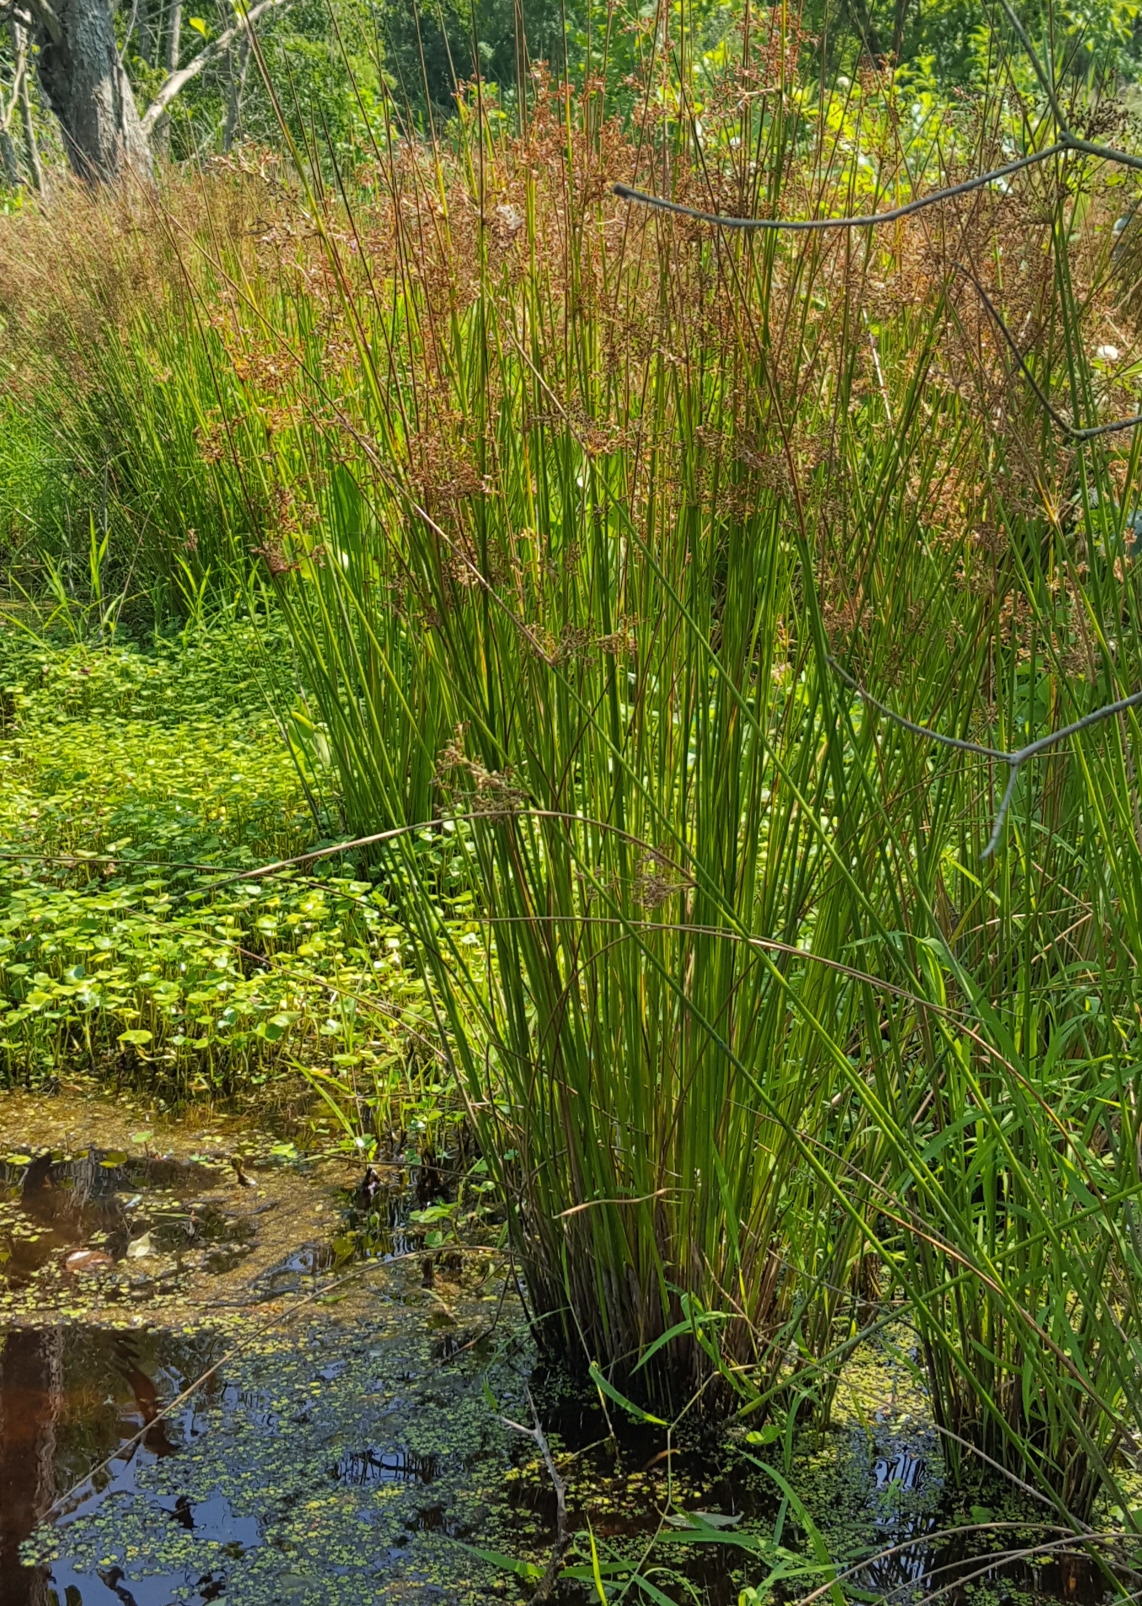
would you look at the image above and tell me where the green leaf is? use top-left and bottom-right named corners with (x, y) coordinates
top-left (561, 1564), bottom-right (676, 1606)
top-left (664, 1511), bottom-right (741, 1529)
top-left (454, 1544), bottom-right (541, 1581)
top-left (587, 1520), bottom-right (608, 1604)
top-left (588, 1362), bottom-right (667, 1426)
top-left (747, 1460), bottom-right (845, 1606)
top-left (658, 1523), bottom-right (761, 1550)
top-left (633, 1313), bottom-right (711, 1375)
top-left (187, 15), bottom-right (209, 33)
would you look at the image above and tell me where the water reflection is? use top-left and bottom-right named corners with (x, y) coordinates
top-left (0, 1325), bottom-right (225, 1606)
top-left (873, 1450), bottom-right (926, 1493)
top-left (0, 1327), bottom-right (61, 1606)
top-left (331, 1446), bottom-right (440, 1486)
top-left (0, 1156), bottom-right (1119, 1606)
top-left (846, 1444), bottom-right (1111, 1606)
top-left (0, 1147), bottom-right (254, 1298)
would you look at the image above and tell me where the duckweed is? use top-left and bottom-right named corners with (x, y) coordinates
top-left (22, 1294), bottom-right (539, 1605)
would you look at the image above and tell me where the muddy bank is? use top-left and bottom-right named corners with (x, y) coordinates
top-left (0, 1089), bottom-right (421, 1327)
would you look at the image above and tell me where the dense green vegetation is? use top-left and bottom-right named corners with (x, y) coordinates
top-left (0, 612), bottom-right (463, 1143)
top-left (8, 0), bottom-right (1142, 1597)
top-left (3, 0), bottom-right (1142, 192)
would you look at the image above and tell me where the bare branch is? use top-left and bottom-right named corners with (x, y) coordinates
top-left (615, 7), bottom-right (1142, 444)
top-left (828, 658), bottom-right (1142, 858)
top-left (118, 0), bottom-right (140, 65)
top-left (0, 5), bottom-right (34, 35)
top-left (498, 1387), bottom-right (569, 1603)
top-left (612, 145), bottom-right (1069, 231)
top-left (957, 265), bottom-right (1142, 440)
top-left (616, 5), bottom-right (1142, 862)
top-left (140, 0), bottom-right (292, 135)
top-left (613, 2), bottom-right (1142, 229)
top-left (994, 0), bottom-right (1142, 174)
top-left (0, 27), bottom-right (28, 137)
top-left (10, 13), bottom-right (42, 187)
top-left (828, 659), bottom-right (1011, 761)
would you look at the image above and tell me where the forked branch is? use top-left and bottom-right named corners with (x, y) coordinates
top-left (498, 1387), bottom-right (569, 1603)
top-left (139, 0), bottom-right (293, 134)
top-left (828, 658), bottom-right (1142, 857)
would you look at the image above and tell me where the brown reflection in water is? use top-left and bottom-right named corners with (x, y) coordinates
top-left (0, 1327), bottom-right (63, 1606)
top-left (0, 1325), bottom-right (202, 1606)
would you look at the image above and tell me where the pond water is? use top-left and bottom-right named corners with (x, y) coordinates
top-left (1, 1323), bottom-right (235, 1604)
top-left (0, 1111), bottom-right (1125, 1606)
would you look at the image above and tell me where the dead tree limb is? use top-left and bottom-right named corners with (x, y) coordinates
top-left (613, 0), bottom-right (1142, 229)
top-left (828, 658), bottom-right (1142, 857)
top-left (956, 265), bottom-right (1142, 441)
top-left (498, 1387), bottom-right (569, 1603)
top-left (139, 0), bottom-right (292, 136)
top-left (613, 144), bottom-right (1070, 230)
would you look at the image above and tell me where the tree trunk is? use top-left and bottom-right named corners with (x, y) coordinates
top-left (137, 0), bottom-right (154, 63)
top-left (12, 19), bottom-right (45, 190)
top-left (221, 27), bottom-right (249, 152)
top-left (36, 0), bottom-right (152, 181)
top-left (164, 0), bottom-right (182, 70)
top-left (150, 0), bottom-right (181, 154)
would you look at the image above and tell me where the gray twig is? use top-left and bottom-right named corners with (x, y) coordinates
top-left (118, 0), bottom-right (140, 63)
top-left (828, 658), bottom-right (1142, 858)
top-left (957, 265), bottom-right (1142, 440)
top-left (498, 1386), bottom-right (569, 1603)
top-left (613, 144), bottom-right (1068, 230)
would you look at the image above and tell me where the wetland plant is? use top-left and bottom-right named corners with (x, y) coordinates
top-left (6, 1), bottom-right (1142, 1521)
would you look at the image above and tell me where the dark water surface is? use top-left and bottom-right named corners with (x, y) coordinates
top-left (512, 1367), bottom-right (1121, 1606)
top-left (0, 1141), bottom-right (1126, 1606)
top-left (0, 1137), bottom-right (525, 1606)
top-left (1, 1320), bottom-right (1122, 1606)
top-left (0, 1324), bottom-right (240, 1605)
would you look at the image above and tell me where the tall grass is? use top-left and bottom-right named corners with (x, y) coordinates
top-left (6, 8), bottom-right (1142, 1519)
top-left (289, 67), bottom-right (1142, 1512)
